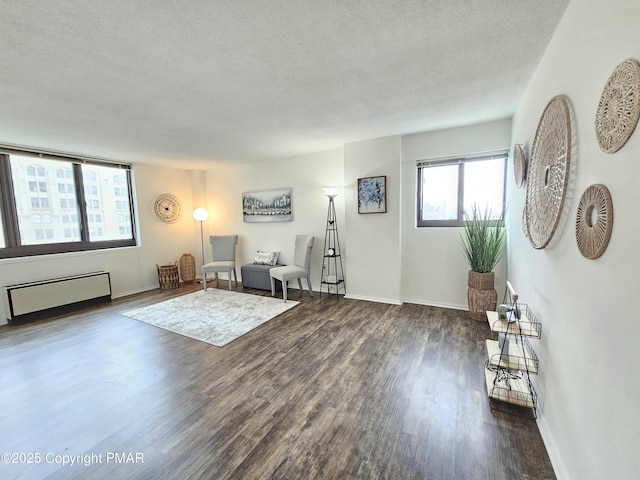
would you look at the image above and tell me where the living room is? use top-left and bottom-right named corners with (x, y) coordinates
top-left (1, 1), bottom-right (639, 479)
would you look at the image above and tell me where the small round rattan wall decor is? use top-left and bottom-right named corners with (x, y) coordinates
top-left (575, 184), bottom-right (613, 259)
top-left (525, 95), bottom-right (572, 249)
top-left (521, 207), bottom-right (528, 238)
top-left (595, 58), bottom-right (640, 153)
top-left (513, 143), bottom-right (527, 188)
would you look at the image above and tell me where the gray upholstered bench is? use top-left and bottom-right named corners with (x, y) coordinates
top-left (241, 263), bottom-right (283, 291)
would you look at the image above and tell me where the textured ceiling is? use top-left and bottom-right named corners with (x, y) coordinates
top-left (1, 0), bottom-right (569, 168)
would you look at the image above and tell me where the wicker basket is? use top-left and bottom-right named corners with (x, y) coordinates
top-left (467, 271), bottom-right (497, 322)
top-left (468, 271), bottom-right (495, 290)
top-left (179, 253), bottom-right (196, 284)
top-left (157, 262), bottom-right (179, 290)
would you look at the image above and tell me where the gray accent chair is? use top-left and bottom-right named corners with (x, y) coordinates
top-left (202, 235), bottom-right (238, 291)
top-left (269, 235), bottom-right (314, 302)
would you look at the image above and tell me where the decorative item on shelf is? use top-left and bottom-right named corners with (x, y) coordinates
top-left (320, 187), bottom-right (346, 300)
top-left (154, 194), bottom-right (183, 224)
top-left (525, 95), bottom-right (572, 249)
top-left (461, 203), bottom-right (506, 322)
top-left (156, 262), bottom-right (179, 290)
top-left (576, 184), bottom-right (614, 259)
top-left (513, 143), bottom-right (527, 188)
top-left (498, 303), bottom-right (521, 323)
top-left (595, 58), bottom-right (640, 153)
top-left (357, 176), bottom-right (386, 214)
top-left (497, 333), bottom-right (509, 361)
top-left (179, 253), bottom-right (196, 284)
top-left (193, 207), bottom-right (209, 282)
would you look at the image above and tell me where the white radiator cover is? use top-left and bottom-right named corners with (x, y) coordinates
top-left (3, 271), bottom-right (111, 322)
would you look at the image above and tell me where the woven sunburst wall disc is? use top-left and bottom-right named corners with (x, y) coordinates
top-left (595, 59), bottom-right (640, 153)
top-left (576, 184), bottom-right (613, 259)
top-left (525, 95), bottom-right (572, 249)
top-left (513, 143), bottom-right (527, 188)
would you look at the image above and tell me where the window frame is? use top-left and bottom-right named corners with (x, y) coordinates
top-left (416, 151), bottom-right (508, 228)
top-left (0, 148), bottom-right (137, 258)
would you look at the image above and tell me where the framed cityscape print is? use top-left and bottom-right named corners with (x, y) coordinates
top-left (242, 188), bottom-right (292, 223)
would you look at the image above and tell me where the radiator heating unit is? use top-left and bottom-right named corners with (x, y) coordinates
top-left (2, 271), bottom-right (111, 324)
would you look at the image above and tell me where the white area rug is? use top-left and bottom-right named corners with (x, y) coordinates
top-left (122, 289), bottom-right (298, 347)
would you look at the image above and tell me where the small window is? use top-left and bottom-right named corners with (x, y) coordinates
top-left (417, 152), bottom-right (507, 227)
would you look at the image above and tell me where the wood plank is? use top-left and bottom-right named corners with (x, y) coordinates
top-left (0, 283), bottom-right (556, 479)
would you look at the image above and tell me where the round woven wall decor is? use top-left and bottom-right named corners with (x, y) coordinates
top-left (513, 143), bottom-right (527, 188)
top-left (521, 207), bottom-right (528, 238)
top-left (525, 95), bottom-right (572, 249)
top-left (595, 58), bottom-right (640, 153)
top-left (576, 184), bottom-right (613, 259)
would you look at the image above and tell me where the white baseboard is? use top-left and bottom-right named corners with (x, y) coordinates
top-left (111, 284), bottom-right (160, 299)
top-left (536, 412), bottom-right (567, 480)
top-left (402, 297), bottom-right (467, 311)
top-left (343, 293), bottom-right (403, 305)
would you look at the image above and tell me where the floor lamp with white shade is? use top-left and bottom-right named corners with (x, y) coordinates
top-left (193, 207), bottom-right (209, 283)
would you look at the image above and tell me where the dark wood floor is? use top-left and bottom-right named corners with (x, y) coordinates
top-left (0, 283), bottom-right (556, 480)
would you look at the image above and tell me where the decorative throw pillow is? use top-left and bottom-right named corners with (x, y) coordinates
top-left (253, 250), bottom-right (280, 266)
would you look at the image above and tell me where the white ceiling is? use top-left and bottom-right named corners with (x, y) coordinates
top-left (1, 0), bottom-right (569, 169)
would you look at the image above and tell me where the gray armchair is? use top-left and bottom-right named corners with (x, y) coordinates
top-left (269, 235), bottom-right (314, 302)
top-left (202, 235), bottom-right (238, 291)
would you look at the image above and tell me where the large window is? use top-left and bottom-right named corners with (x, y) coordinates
top-left (417, 152), bottom-right (507, 227)
top-left (0, 149), bottom-right (136, 258)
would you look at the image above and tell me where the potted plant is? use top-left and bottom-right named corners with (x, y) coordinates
top-left (460, 203), bottom-right (506, 321)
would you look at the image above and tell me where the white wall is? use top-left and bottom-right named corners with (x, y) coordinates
top-left (401, 118), bottom-right (512, 308)
top-left (202, 148), bottom-right (345, 291)
top-left (508, 1), bottom-right (640, 479)
top-left (0, 163), bottom-right (204, 324)
top-left (344, 136), bottom-right (402, 304)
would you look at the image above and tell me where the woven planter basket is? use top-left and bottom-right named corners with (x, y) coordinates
top-left (467, 271), bottom-right (497, 322)
top-left (468, 271), bottom-right (495, 290)
top-left (179, 253), bottom-right (196, 284)
top-left (157, 262), bottom-right (179, 290)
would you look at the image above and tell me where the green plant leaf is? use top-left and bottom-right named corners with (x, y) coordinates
top-left (460, 203), bottom-right (506, 273)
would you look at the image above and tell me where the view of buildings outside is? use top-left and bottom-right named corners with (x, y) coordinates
top-left (421, 163), bottom-right (459, 221)
top-left (7, 155), bottom-right (133, 246)
top-left (420, 157), bottom-right (505, 222)
top-left (462, 158), bottom-right (505, 219)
